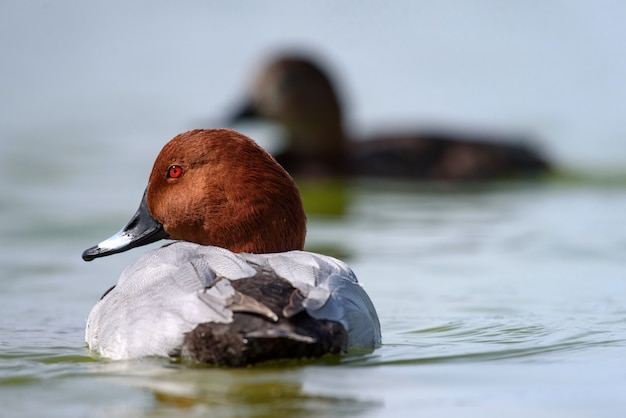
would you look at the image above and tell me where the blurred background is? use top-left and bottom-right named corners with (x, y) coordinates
top-left (2, 1), bottom-right (626, 173)
top-left (2, 2), bottom-right (626, 417)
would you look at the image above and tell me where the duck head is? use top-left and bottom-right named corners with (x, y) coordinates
top-left (231, 55), bottom-right (347, 163)
top-left (83, 129), bottom-right (306, 261)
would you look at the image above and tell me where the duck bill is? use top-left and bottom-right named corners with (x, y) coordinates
top-left (228, 99), bottom-right (260, 124)
top-left (82, 189), bottom-right (169, 262)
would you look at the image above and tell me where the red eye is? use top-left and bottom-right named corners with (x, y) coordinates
top-left (168, 165), bottom-right (183, 179)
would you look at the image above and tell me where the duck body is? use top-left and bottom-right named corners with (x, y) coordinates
top-left (86, 242), bottom-right (379, 365)
top-left (231, 54), bottom-right (551, 180)
top-left (82, 129), bottom-right (381, 365)
top-left (275, 133), bottom-right (549, 181)
top-left (349, 132), bottom-right (549, 180)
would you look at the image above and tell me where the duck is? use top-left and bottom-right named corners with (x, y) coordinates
top-left (229, 54), bottom-right (551, 180)
top-left (82, 128), bottom-right (381, 366)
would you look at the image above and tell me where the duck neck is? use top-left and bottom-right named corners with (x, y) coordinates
top-left (280, 118), bottom-right (348, 177)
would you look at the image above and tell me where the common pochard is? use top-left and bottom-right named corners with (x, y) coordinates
top-left (230, 54), bottom-right (551, 180)
top-left (82, 129), bottom-right (380, 366)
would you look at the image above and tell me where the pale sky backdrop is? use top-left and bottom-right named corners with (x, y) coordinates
top-left (2, 1), bottom-right (626, 170)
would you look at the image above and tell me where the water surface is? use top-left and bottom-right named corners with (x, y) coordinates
top-left (2, 159), bottom-right (626, 416)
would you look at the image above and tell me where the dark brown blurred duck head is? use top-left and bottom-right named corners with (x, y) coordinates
top-left (232, 56), bottom-right (350, 177)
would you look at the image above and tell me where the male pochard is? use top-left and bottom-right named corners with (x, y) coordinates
top-left (82, 129), bottom-right (380, 366)
top-left (230, 54), bottom-right (551, 180)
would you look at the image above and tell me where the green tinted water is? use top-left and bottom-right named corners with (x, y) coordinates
top-left (2, 140), bottom-right (625, 417)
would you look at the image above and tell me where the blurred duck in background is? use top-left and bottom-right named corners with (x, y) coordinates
top-left (228, 53), bottom-right (551, 182)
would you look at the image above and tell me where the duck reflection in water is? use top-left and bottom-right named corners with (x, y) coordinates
top-left (228, 52), bottom-right (551, 182)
